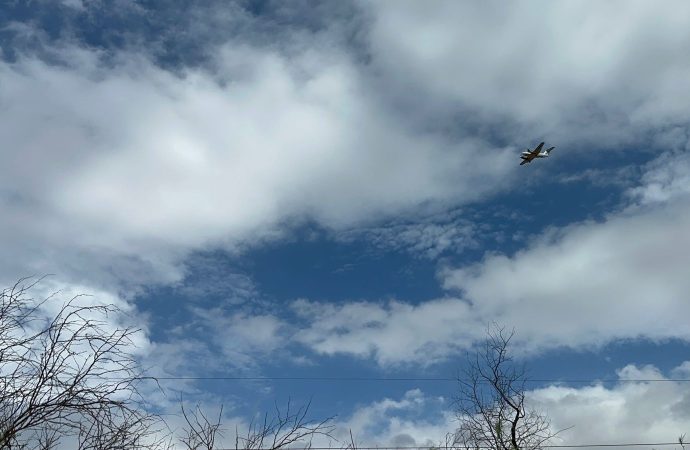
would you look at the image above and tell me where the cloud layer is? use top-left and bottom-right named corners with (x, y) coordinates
top-left (290, 150), bottom-right (690, 365)
top-left (4, 1), bottom-right (690, 421)
top-left (363, 0), bottom-right (690, 148)
top-left (127, 150), bottom-right (690, 370)
top-left (0, 38), bottom-right (512, 291)
top-left (5, 0), bottom-right (690, 295)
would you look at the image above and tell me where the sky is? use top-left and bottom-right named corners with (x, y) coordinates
top-left (2, 0), bottom-right (690, 448)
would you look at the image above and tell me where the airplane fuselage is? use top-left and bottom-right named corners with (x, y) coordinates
top-left (521, 151), bottom-right (550, 158)
top-left (519, 142), bottom-right (555, 165)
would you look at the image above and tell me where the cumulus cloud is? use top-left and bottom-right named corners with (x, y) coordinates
top-left (443, 199), bottom-right (690, 353)
top-left (191, 307), bottom-right (287, 366)
top-left (627, 150), bottom-right (690, 206)
top-left (0, 35), bottom-right (513, 292)
top-left (292, 191), bottom-right (690, 364)
top-left (333, 389), bottom-right (453, 448)
top-left (444, 151), bottom-right (690, 355)
top-left (531, 363), bottom-right (690, 445)
top-left (5, 1), bottom-right (690, 295)
top-left (4, 0), bottom-right (690, 394)
top-left (361, 0), bottom-right (690, 148)
top-left (329, 363), bottom-right (690, 448)
top-left (291, 149), bottom-right (690, 365)
top-left (292, 297), bottom-right (479, 366)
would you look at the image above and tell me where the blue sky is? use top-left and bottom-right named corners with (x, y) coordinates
top-left (2, 0), bottom-right (690, 447)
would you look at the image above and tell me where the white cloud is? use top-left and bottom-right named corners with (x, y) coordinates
top-left (292, 297), bottom-right (478, 367)
top-left (0, 39), bottom-right (513, 292)
top-left (337, 208), bottom-right (479, 259)
top-left (292, 150), bottom-right (690, 365)
top-left (5, 1), bottom-right (690, 295)
top-left (16, 277), bottom-right (153, 357)
top-left (146, 302), bottom-right (293, 376)
top-left (440, 150), bottom-right (690, 355)
top-left (331, 363), bottom-right (690, 449)
top-left (291, 191), bottom-right (690, 364)
top-left (193, 308), bottom-right (287, 356)
top-left (628, 151), bottom-right (690, 206)
top-left (5, 0), bottom-right (690, 382)
top-left (333, 389), bottom-right (454, 448)
top-left (361, 0), bottom-right (690, 148)
top-left (442, 197), bottom-right (690, 353)
top-left (530, 363), bottom-right (690, 445)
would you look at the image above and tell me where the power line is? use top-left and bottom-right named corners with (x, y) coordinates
top-left (543, 444), bottom-right (681, 448)
top-left (132, 375), bottom-right (690, 383)
top-left (214, 444), bottom-right (683, 450)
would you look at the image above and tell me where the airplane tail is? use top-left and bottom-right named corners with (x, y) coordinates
top-left (546, 146), bottom-right (555, 154)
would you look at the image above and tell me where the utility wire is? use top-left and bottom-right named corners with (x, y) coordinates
top-left (214, 443), bottom-right (683, 450)
top-left (132, 375), bottom-right (690, 383)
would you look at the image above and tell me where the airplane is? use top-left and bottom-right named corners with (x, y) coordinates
top-left (520, 142), bottom-right (555, 165)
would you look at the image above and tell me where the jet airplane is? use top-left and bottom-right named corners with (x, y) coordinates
top-left (520, 142), bottom-right (554, 165)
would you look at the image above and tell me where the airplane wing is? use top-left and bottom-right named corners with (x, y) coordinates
top-left (519, 142), bottom-right (547, 165)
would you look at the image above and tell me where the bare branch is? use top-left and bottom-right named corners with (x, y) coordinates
top-left (235, 399), bottom-right (335, 450)
top-left (450, 324), bottom-right (567, 450)
top-left (0, 277), bottom-right (167, 449)
top-left (178, 402), bottom-right (224, 450)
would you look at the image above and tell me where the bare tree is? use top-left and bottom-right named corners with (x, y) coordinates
top-left (176, 399), bottom-right (335, 450)
top-left (178, 403), bottom-right (224, 450)
top-left (0, 277), bottom-right (166, 449)
top-left (450, 325), bottom-right (564, 450)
